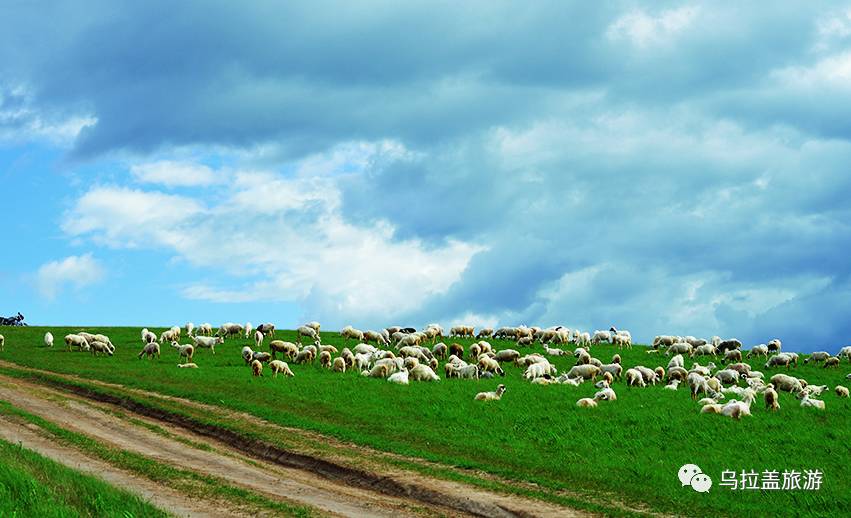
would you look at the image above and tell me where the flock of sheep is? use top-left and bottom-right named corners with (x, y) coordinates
top-left (11, 323), bottom-right (851, 417)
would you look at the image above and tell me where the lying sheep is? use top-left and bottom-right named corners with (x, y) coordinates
top-left (177, 363), bottom-right (198, 369)
top-left (138, 342), bottom-right (160, 360)
top-left (251, 359), bottom-right (263, 377)
top-left (475, 384), bottom-right (506, 401)
top-left (408, 364), bottom-right (440, 381)
top-left (44, 332), bottom-right (54, 348)
top-left (269, 360), bottom-right (295, 377)
top-left (836, 386), bottom-right (849, 398)
top-left (388, 369), bottom-right (409, 384)
top-left (576, 398), bottom-right (598, 408)
top-left (798, 393), bottom-right (825, 410)
top-left (594, 387), bottom-right (617, 401)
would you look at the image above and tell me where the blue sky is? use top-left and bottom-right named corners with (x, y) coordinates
top-left (2, 1), bottom-right (851, 351)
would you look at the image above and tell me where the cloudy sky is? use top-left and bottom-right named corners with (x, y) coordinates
top-left (2, 1), bottom-right (850, 350)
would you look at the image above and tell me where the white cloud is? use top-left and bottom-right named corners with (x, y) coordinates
top-left (607, 6), bottom-right (700, 47)
top-left (772, 51), bottom-right (851, 87)
top-left (63, 143), bottom-right (484, 325)
top-left (36, 254), bottom-right (105, 301)
top-left (0, 84), bottom-right (96, 144)
top-left (131, 161), bottom-right (221, 187)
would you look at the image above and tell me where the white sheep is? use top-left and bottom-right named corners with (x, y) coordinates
top-left (137, 342), bottom-right (160, 360)
top-left (186, 322), bottom-right (195, 337)
top-left (254, 329), bottom-right (265, 349)
top-left (171, 341), bottom-right (194, 364)
top-left (746, 344), bottom-right (769, 359)
top-left (177, 363), bottom-right (198, 369)
top-left (141, 328), bottom-right (157, 344)
top-left (387, 369), bottom-right (410, 385)
top-left (799, 393), bottom-right (825, 410)
top-left (839, 346), bottom-right (851, 361)
top-left (341, 326), bottom-right (365, 343)
top-left (192, 335), bottom-right (223, 354)
top-left (296, 325), bottom-right (320, 345)
top-left (244, 322), bottom-right (253, 339)
top-left (269, 360), bottom-right (295, 377)
top-left (835, 386), bottom-right (849, 398)
top-left (64, 334), bottom-right (89, 351)
top-left (44, 332), bottom-right (54, 348)
top-left (576, 398), bottom-right (598, 408)
top-left (197, 323), bottom-right (213, 336)
top-left (665, 380), bottom-right (680, 391)
top-left (408, 364), bottom-right (440, 381)
top-left (475, 384), bottom-right (506, 401)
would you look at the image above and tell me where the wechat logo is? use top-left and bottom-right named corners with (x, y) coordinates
top-left (679, 464), bottom-right (712, 493)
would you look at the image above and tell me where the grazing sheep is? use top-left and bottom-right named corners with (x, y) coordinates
top-left (44, 332), bottom-right (54, 348)
top-left (727, 363), bottom-right (752, 376)
top-left (746, 344), bottom-right (769, 359)
top-left (361, 364), bottom-right (390, 378)
top-left (387, 369), bottom-right (409, 384)
top-left (293, 349), bottom-right (315, 364)
top-left (244, 322), bottom-right (253, 339)
top-left (90, 340), bottom-right (114, 356)
top-left (193, 335), bottom-right (223, 354)
top-left (691, 345), bottom-right (717, 358)
top-left (449, 343), bottom-right (464, 359)
top-left (767, 338), bottom-right (782, 352)
top-left (137, 342), bottom-right (160, 360)
top-left (722, 400), bottom-right (751, 419)
top-left (141, 328), bottom-right (157, 344)
top-left (626, 369), bottom-right (646, 387)
top-left (432, 342), bottom-right (448, 359)
top-left (254, 330), bottom-right (265, 349)
top-left (665, 380), bottom-right (680, 391)
top-left (269, 340), bottom-right (299, 360)
top-left (524, 361), bottom-right (556, 380)
top-left (835, 386), bottom-right (849, 398)
top-left (64, 334), bottom-right (89, 351)
top-left (611, 353), bottom-right (621, 364)
top-left (256, 323), bottom-right (276, 337)
top-left (576, 398), bottom-right (598, 408)
top-left (612, 332), bottom-right (632, 349)
top-left (591, 330), bottom-right (611, 345)
top-left (724, 349), bottom-right (742, 363)
top-left (770, 373), bottom-right (804, 394)
top-left (197, 323), bottom-right (213, 336)
top-left (568, 364), bottom-right (601, 381)
top-left (765, 354), bottom-right (793, 370)
top-left (296, 325), bottom-right (320, 345)
top-left (408, 364), bottom-right (440, 381)
top-left (476, 328), bottom-right (494, 339)
top-left (600, 371), bottom-right (614, 386)
top-left (805, 351), bottom-right (830, 364)
top-left (764, 385), bottom-right (780, 411)
top-left (171, 342), bottom-right (194, 364)
top-left (186, 322), bottom-right (195, 337)
top-left (477, 356), bottom-right (505, 376)
top-left (364, 330), bottom-right (389, 346)
top-left (494, 349), bottom-right (520, 363)
top-left (667, 354), bottom-right (685, 370)
top-left (715, 369), bottom-right (741, 385)
top-left (798, 393), bottom-right (825, 410)
top-left (241, 346), bottom-right (254, 364)
top-left (838, 346), bottom-right (851, 361)
top-left (341, 325), bottom-right (365, 343)
top-left (330, 357), bottom-right (346, 373)
top-left (319, 350), bottom-right (332, 369)
top-left (652, 335), bottom-right (678, 349)
top-left (701, 404), bottom-right (723, 415)
top-left (599, 363), bottom-right (623, 381)
top-left (455, 364), bottom-right (480, 379)
top-left (251, 359), bottom-right (263, 377)
top-left (823, 356), bottom-right (840, 368)
top-left (475, 384), bottom-right (506, 401)
top-left (666, 342), bottom-right (693, 356)
top-left (159, 328), bottom-right (181, 344)
top-left (717, 338), bottom-right (743, 354)
top-left (688, 372), bottom-right (717, 400)
top-left (268, 360), bottom-right (294, 377)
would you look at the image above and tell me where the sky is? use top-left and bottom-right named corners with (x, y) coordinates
top-left (1, 1), bottom-right (850, 351)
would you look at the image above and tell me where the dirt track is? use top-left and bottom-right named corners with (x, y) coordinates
top-left (0, 368), bottom-right (593, 518)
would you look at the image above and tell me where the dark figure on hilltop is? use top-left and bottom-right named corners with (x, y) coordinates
top-left (0, 312), bottom-right (26, 326)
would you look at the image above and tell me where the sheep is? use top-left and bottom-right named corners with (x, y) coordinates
top-left (268, 340), bottom-right (298, 360)
top-left (243, 322), bottom-right (253, 339)
top-left (197, 323), bottom-right (213, 336)
top-left (64, 334), bottom-right (89, 351)
top-left (475, 384), bottom-right (506, 401)
top-left (543, 344), bottom-right (567, 356)
top-left (340, 325), bottom-right (365, 343)
top-left (613, 332), bottom-right (632, 349)
top-left (823, 356), bottom-right (841, 368)
top-left (516, 336), bottom-right (534, 347)
top-left (764, 384), bottom-right (780, 411)
top-left (364, 330), bottom-right (388, 346)
top-left (296, 325), bottom-right (320, 345)
top-left (636, 366), bottom-right (659, 385)
top-left (575, 332), bottom-right (591, 347)
top-left (798, 393), bottom-right (825, 410)
top-left (767, 338), bottom-right (782, 352)
top-left (668, 354), bottom-right (684, 370)
top-left (430, 342), bottom-right (448, 359)
top-left (701, 404), bottom-right (723, 414)
top-left (717, 338), bottom-right (743, 354)
top-left (835, 386), bottom-right (849, 398)
top-left (804, 351), bottom-right (830, 364)
top-left (692, 344), bottom-right (717, 358)
top-left (476, 328), bottom-right (494, 339)
top-left (387, 369), bottom-right (409, 384)
top-left (256, 323), bottom-right (276, 337)
top-left (241, 346), bottom-right (254, 364)
top-left (445, 343), bottom-right (463, 359)
top-left (455, 364), bottom-right (480, 379)
top-left (591, 330), bottom-right (611, 345)
top-left (839, 346), bottom-right (851, 361)
top-left (408, 364), bottom-right (440, 381)
top-left (193, 335), bottom-right (223, 354)
top-left (319, 350), bottom-right (332, 369)
top-left (159, 327), bottom-right (181, 344)
top-left (90, 340), bottom-right (114, 356)
top-left (685, 336), bottom-right (708, 347)
top-left (770, 373), bottom-right (804, 394)
top-left (665, 379), bottom-right (680, 391)
top-left (171, 342), bottom-right (194, 364)
top-left (524, 361), bottom-right (556, 380)
top-left (138, 342), bottom-right (161, 360)
top-left (805, 385), bottom-right (829, 397)
top-left (141, 328), bottom-right (157, 344)
top-left (594, 387), bottom-right (617, 401)
top-left (293, 349), bottom-right (315, 365)
top-left (746, 344), bottom-right (769, 359)
top-left (403, 357), bottom-right (420, 371)
top-left (567, 364), bottom-right (601, 380)
top-left (600, 371), bottom-right (614, 386)
top-left (723, 349), bottom-right (742, 363)
top-left (715, 369), bottom-right (741, 385)
top-left (43, 332), bottom-right (54, 348)
top-left (666, 343), bottom-right (693, 356)
top-left (721, 399), bottom-right (751, 419)
top-left (251, 359), bottom-right (263, 377)
top-left (765, 353), bottom-right (793, 370)
top-left (362, 364), bottom-right (390, 378)
top-left (576, 398), bottom-right (598, 408)
top-left (267, 360), bottom-right (294, 377)
top-left (688, 372), bottom-right (717, 400)
top-left (727, 363), bottom-right (752, 376)
top-left (652, 335), bottom-right (677, 349)
top-left (624, 369), bottom-right (644, 387)
top-left (478, 356), bottom-right (506, 376)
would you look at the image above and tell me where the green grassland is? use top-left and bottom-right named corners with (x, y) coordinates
top-left (0, 326), bottom-right (848, 517)
top-left (0, 435), bottom-right (168, 518)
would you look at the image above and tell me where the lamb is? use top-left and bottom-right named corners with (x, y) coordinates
top-left (746, 344), bottom-right (769, 359)
top-left (269, 340), bottom-right (299, 360)
top-left (770, 373), bottom-right (804, 394)
top-left (475, 384), bottom-right (506, 401)
top-left (138, 342), bottom-right (161, 360)
top-left (171, 342), bottom-right (194, 364)
top-left (141, 328), bottom-right (157, 344)
top-left (823, 357), bottom-right (840, 368)
top-left (764, 384), bottom-right (780, 411)
top-left (408, 364), bottom-right (440, 381)
top-left (576, 398), bottom-right (598, 408)
top-left (835, 386), bottom-right (849, 398)
top-left (64, 334), bottom-right (89, 351)
top-left (177, 363), bottom-right (198, 368)
top-left (567, 364), bottom-right (600, 381)
top-left (798, 393), bottom-right (825, 410)
top-left (387, 369), bottom-right (409, 385)
top-left (269, 360), bottom-right (294, 377)
top-left (478, 356), bottom-right (505, 376)
top-left (193, 335), bottom-right (223, 354)
top-left (251, 359), bottom-right (263, 377)
top-left (296, 325), bottom-right (320, 345)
